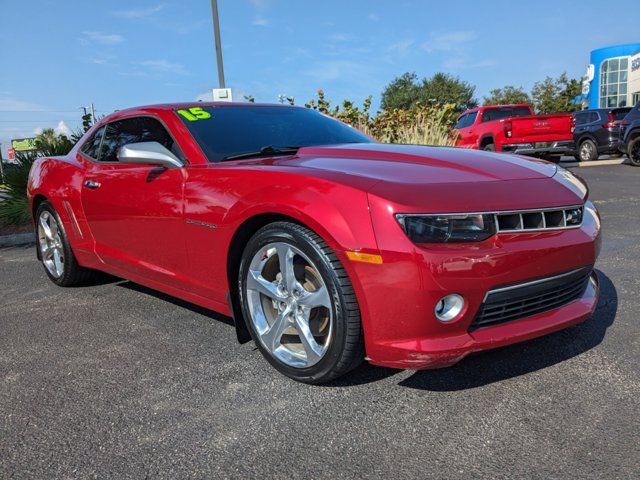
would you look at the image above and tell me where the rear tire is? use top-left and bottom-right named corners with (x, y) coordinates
top-left (628, 137), bottom-right (640, 167)
top-left (483, 144), bottom-right (495, 152)
top-left (35, 201), bottom-right (96, 287)
top-left (238, 221), bottom-right (364, 384)
top-left (578, 139), bottom-right (598, 162)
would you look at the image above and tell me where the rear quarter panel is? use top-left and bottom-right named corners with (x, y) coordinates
top-left (28, 154), bottom-right (98, 266)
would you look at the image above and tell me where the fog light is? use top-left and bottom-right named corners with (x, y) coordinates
top-left (434, 294), bottom-right (465, 322)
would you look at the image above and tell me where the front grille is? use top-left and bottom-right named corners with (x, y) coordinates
top-left (470, 266), bottom-right (593, 331)
top-left (494, 205), bottom-right (584, 233)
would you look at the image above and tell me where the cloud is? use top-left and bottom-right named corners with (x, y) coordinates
top-left (422, 31), bottom-right (476, 53)
top-left (252, 16), bottom-right (270, 27)
top-left (386, 39), bottom-right (415, 57)
top-left (138, 59), bottom-right (189, 75)
top-left (112, 4), bottom-right (165, 19)
top-left (248, 0), bottom-right (269, 7)
top-left (54, 121), bottom-right (72, 137)
top-left (367, 13), bottom-right (379, 21)
top-left (304, 60), bottom-right (373, 83)
top-left (80, 31), bottom-right (124, 45)
top-left (0, 97), bottom-right (42, 111)
top-left (327, 33), bottom-right (354, 42)
top-left (443, 57), bottom-right (495, 70)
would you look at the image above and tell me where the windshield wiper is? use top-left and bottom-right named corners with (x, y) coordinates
top-left (223, 145), bottom-right (300, 161)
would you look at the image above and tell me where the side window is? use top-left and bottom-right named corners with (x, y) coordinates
top-left (454, 114), bottom-right (468, 130)
top-left (573, 113), bottom-right (587, 126)
top-left (589, 112), bottom-right (600, 123)
top-left (80, 126), bottom-right (105, 159)
top-left (99, 116), bottom-right (184, 163)
top-left (466, 111), bottom-right (478, 126)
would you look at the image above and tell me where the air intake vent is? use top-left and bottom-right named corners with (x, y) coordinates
top-left (495, 205), bottom-right (583, 233)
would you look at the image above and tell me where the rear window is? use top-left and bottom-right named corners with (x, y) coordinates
top-left (481, 107), bottom-right (531, 123)
top-left (612, 108), bottom-right (631, 121)
top-left (175, 105), bottom-right (373, 162)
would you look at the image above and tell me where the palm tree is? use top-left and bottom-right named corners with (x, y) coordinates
top-left (0, 129), bottom-right (76, 226)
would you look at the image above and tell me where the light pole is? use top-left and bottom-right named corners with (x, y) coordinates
top-left (210, 0), bottom-right (226, 89)
top-left (0, 143), bottom-right (4, 184)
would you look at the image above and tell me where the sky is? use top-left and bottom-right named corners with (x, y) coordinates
top-left (1, 0), bottom-right (639, 157)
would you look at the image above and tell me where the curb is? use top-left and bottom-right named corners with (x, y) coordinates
top-left (560, 158), bottom-right (629, 168)
top-left (0, 232), bottom-right (36, 248)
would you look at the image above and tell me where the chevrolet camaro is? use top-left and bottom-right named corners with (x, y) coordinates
top-left (27, 103), bottom-right (602, 383)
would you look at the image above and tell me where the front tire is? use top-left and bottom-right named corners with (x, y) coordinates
top-left (628, 137), bottom-right (640, 167)
top-left (35, 201), bottom-right (96, 286)
top-left (238, 222), bottom-right (364, 384)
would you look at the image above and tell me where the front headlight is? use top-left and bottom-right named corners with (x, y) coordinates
top-left (396, 213), bottom-right (496, 243)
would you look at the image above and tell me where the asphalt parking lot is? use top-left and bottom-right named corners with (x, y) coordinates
top-left (1, 165), bottom-right (639, 479)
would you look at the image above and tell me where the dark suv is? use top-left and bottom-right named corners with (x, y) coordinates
top-left (572, 107), bottom-right (631, 161)
top-left (620, 102), bottom-right (640, 166)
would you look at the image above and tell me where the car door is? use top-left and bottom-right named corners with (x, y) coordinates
top-left (573, 112), bottom-right (590, 143)
top-left (80, 115), bottom-right (189, 286)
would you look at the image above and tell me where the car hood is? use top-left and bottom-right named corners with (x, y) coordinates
top-left (282, 144), bottom-right (586, 212)
top-left (292, 143), bottom-right (557, 183)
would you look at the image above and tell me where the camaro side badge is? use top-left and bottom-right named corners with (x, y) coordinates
top-left (186, 219), bottom-right (218, 230)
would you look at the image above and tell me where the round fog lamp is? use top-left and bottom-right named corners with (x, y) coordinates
top-left (434, 294), bottom-right (465, 322)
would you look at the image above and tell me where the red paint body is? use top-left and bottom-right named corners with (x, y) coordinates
top-left (28, 103), bottom-right (601, 370)
top-left (455, 104), bottom-right (575, 156)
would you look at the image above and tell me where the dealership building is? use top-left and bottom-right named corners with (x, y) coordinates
top-left (577, 43), bottom-right (640, 109)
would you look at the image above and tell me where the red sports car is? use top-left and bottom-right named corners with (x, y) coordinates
top-left (28, 103), bottom-right (601, 383)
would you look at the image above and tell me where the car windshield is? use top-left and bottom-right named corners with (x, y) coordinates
top-left (175, 105), bottom-right (373, 162)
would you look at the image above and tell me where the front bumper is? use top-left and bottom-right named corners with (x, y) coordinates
top-left (369, 271), bottom-right (598, 369)
top-left (502, 140), bottom-right (574, 156)
top-left (353, 194), bottom-right (602, 370)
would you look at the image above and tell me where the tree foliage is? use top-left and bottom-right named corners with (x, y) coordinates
top-left (381, 72), bottom-right (477, 112)
top-left (483, 85), bottom-right (532, 106)
top-left (531, 73), bottom-right (582, 114)
top-left (1, 129), bottom-right (77, 225)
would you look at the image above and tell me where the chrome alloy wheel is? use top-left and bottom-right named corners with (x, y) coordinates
top-left (37, 210), bottom-right (65, 278)
top-left (245, 242), bottom-right (333, 368)
top-left (580, 141), bottom-right (595, 161)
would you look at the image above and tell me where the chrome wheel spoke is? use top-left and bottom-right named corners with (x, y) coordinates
top-left (39, 214), bottom-right (54, 241)
top-left (38, 210), bottom-right (65, 279)
top-left (53, 249), bottom-right (64, 276)
top-left (297, 284), bottom-right (331, 309)
top-left (245, 240), bottom-right (333, 369)
top-left (293, 309), bottom-right (323, 364)
top-left (43, 245), bottom-right (54, 259)
top-left (247, 269), bottom-right (282, 300)
top-left (276, 243), bottom-right (296, 292)
top-left (261, 311), bottom-right (290, 351)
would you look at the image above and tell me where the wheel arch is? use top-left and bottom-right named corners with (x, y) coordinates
top-left (224, 203), bottom-right (374, 346)
top-left (479, 135), bottom-right (495, 148)
top-left (226, 212), bottom-right (301, 343)
top-left (576, 133), bottom-right (597, 148)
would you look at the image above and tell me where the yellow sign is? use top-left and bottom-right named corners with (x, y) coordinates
top-left (11, 137), bottom-right (38, 152)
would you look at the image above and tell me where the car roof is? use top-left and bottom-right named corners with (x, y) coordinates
top-left (114, 102), bottom-right (301, 114)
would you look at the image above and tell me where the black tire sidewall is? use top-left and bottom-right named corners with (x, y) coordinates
top-left (35, 201), bottom-right (77, 286)
top-left (238, 223), bottom-right (351, 383)
top-left (483, 144), bottom-right (495, 151)
top-left (579, 139), bottom-right (598, 162)
top-left (629, 138), bottom-right (640, 166)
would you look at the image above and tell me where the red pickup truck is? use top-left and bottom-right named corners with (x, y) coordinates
top-left (453, 104), bottom-right (575, 161)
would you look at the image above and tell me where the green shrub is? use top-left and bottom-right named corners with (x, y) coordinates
top-left (0, 128), bottom-right (76, 226)
top-left (305, 90), bottom-right (458, 146)
top-left (0, 152), bottom-right (36, 226)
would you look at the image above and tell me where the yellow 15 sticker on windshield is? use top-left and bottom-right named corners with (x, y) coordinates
top-left (177, 107), bottom-right (211, 121)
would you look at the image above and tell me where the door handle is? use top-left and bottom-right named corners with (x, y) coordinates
top-left (84, 180), bottom-right (101, 189)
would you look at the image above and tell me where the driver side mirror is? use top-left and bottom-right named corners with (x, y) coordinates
top-left (117, 141), bottom-right (183, 169)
